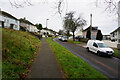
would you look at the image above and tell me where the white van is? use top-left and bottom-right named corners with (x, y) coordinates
top-left (86, 40), bottom-right (114, 56)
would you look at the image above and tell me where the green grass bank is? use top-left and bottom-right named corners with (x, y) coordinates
top-left (2, 28), bottom-right (41, 78)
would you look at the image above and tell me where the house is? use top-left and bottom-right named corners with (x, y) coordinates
top-left (0, 11), bottom-right (20, 30)
top-left (19, 18), bottom-right (39, 32)
top-left (110, 27), bottom-right (120, 43)
top-left (82, 26), bottom-right (98, 40)
top-left (41, 28), bottom-right (55, 37)
top-left (103, 35), bottom-right (110, 40)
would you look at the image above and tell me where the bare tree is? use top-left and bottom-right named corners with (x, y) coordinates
top-left (9, 0), bottom-right (33, 8)
top-left (8, 0), bottom-right (67, 17)
top-left (96, 0), bottom-right (119, 16)
top-left (63, 12), bottom-right (86, 41)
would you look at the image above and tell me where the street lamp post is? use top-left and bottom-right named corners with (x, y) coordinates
top-left (46, 19), bottom-right (49, 28)
top-left (90, 13), bottom-right (92, 40)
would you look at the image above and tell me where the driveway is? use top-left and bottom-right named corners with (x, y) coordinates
top-left (54, 38), bottom-right (120, 79)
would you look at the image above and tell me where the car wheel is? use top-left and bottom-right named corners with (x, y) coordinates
top-left (97, 51), bottom-right (101, 56)
top-left (87, 47), bottom-right (90, 52)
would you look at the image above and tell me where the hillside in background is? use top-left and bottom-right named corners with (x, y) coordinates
top-left (2, 28), bottom-right (41, 78)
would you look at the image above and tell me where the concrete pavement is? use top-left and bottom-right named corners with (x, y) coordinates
top-left (27, 38), bottom-right (64, 78)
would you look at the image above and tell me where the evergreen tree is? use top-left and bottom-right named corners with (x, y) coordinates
top-left (86, 29), bottom-right (91, 39)
top-left (36, 24), bottom-right (42, 30)
top-left (96, 30), bottom-right (103, 40)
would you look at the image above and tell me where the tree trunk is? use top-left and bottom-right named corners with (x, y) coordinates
top-left (73, 32), bottom-right (75, 41)
top-left (67, 31), bottom-right (69, 39)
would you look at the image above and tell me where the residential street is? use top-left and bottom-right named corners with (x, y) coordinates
top-left (27, 38), bottom-right (64, 78)
top-left (1, 0), bottom-right (120, 79)
top-left (54, 38), bottom-right (120, 79)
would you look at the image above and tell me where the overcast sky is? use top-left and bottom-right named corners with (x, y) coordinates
top-left (0, 0), bottom-right (119, 35)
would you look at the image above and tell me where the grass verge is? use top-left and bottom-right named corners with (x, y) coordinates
top-left (114, 50), bottom-right (120, 58)
top-left (68, 39), bottom-right (84, 44)
top-left (46, 38), bottom-right (108, 79)
top-left (2, 28), bottom-right (41, 78)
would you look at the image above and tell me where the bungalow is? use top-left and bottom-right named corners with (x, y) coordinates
top-left (19, 18), bottom-right (39, 32)
top-left (82, 26), bottom-right (98, 40)
top-left (0, 11), bottom-right (20, 30)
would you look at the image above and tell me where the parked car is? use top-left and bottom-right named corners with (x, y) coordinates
top-left (69, 36), bottom-right (73, 39)
top-left (58, 35), bottom-right (63, 40)
top-left (75, 35), bottom-right (83, 39)
top-left (111, 39), bottom-right (115, 42)
top-left (61, 36), bottom-right (67, 42)
top-left (111, 37), bottom-right (116, 42)
top-left (86, 40), bottom-right (114, 57)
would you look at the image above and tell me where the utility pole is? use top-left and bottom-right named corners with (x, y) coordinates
top-left (0, 8), bottom-right (2, 80)
top-left (90, 13), bottom-right (92, 40)
top-left (117, 1), bottom-right (120, 49)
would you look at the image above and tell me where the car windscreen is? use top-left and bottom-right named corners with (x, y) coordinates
top-left (63, 36), bottom-right (67, 38)
top-left (97, 43), bottom-right (109, 48)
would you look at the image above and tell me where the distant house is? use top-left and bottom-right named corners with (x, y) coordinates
top-left (41, 28), bottom-right (55, 37)
top-left (110, 27), bottom-right (120, 43)
top-left (0, 11), bottom-right (20, 30)
top-left (19, 18), bottom-right (39, 32)
top-left (103, 35), bottom-right (110, 40)
top-left (82, 26), bottom-right (98, 40)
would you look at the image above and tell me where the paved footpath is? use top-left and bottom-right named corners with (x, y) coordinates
top-left (27, 38), bottom-right (64, 78)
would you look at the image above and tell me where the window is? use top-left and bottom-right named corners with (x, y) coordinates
top-left (113, 33), bottom-right (114, 37)
top-left (97, 43), bottom-right (109, 48)
top-left (119, 39), bottom-right (120, 43)
top-left (93, 42), bottom-right (98, 47)
top-left (7, 20), bottom-right (9, 23)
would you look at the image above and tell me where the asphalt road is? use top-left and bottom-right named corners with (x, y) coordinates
top-left (54, 38), bottom-right (120, 79)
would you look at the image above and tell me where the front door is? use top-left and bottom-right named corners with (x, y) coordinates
top-left (10, 24), bottom-right (14, 29)
top-left (2, 22), bottom-right (4, 28)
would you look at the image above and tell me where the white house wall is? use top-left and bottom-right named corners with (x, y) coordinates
top-left (0, 14), bottom-right (3, 27)
top-left (0, 14), bottom-right (3, 21)
top-left (0, 14), bottom-right (20, 30)
top-left (75, 30), bottom-right (83, 37)
top-left (28, 25), bottom-right (39, 32)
